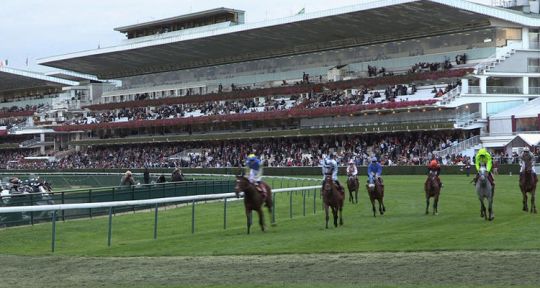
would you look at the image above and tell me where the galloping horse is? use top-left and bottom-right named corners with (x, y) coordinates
top-left (476, 166), bottom-right (494, 221)
top-left (234, 176), bottom-right (273, 234)
top-left (519, 169), bottom-right (537, 213)
top-left (321, 175), bottom-right (344, 228)
top-left (347, 175), bottom-right (359, 204)
top-left (424, 171), bottom-right (441, 215)
top-left (366, 172), bottom-right (385, 217)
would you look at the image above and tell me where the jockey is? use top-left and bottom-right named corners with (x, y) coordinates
top-left (246, 154), bottom-right (263, 184)
top-left (246, 153), bottom-right (269, 198)
top-left (520, 147), bottom-right (537, 181)
top-left (322, 153), bottom-right (343, 190)
top-left (474, 148), bottom-right (495, 194)
top-left (367, 157), bottom-right (383, 184)
top-left (347, 159), bottom-right (358, 177)
top-left (427, 158), bottom-right (442, 187)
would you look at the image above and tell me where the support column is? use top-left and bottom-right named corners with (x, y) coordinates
top-left (481, 102), bottom-right (488, 119)
top-left (461, 78), bottom-right (469, 94)
top-left (537, 114), bottom-right (540, 131)
top-left (522, 27), bottom-right (530, 50)
top-left (523, 76), bottom-right (529, 95)
top-left (479, 76), bottom-right (488, 94)
top-left (511, 115), bottom-right (517, 133)
top-left (75, 133), bottom-right (81, 152)
top-left (40, 133), bottom-right (46, 155)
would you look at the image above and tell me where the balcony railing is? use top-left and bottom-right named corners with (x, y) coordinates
top-left (468, 86), bottom-right (481, 94)
top-left (530, 87), bottom-right (540, 94)
top-left (486, 86), bottom-right (522, 94)
top-left (433, 135), bottom-right (480, 157)
top-left (467, 86), bottom-right (523, 94)
top-left (527, 65), bottom-right (540, 73)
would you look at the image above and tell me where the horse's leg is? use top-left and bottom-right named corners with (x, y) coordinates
top-left (256, 208), bottom-right (266, 232)
top-left (370, 197), bottom-right (376, 217)
top-left (522, 189), bottom-right (529, 212)
top-left (479, 199), bottom-right (486, 219)
top-left (355, 188), bottom-right (359, 204)
top-left (339, 203), bottom-right (343, 226)
top-left (332, 206), bottom-right (338, 227)
top-left (433, 193), bottom-right (439, 215)
top-left (246, 210), bottom-right (252, 234)
top-left (488, 195), bottom-right (494, 221)
top-left (425, 194), bottom-right (430, 215)
top-left (348, 187), bottom-right (353, 203)
top-left (378, 198), bottom-right (384, 215)
top-left (531, 190), bottom-right (537, 214)
top-left (324, 204), bottom-right (330, 229)
top-left (266, 195), bottom-right (273, 214)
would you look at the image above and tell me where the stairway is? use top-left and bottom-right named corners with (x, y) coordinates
top-left (474, 49), bottom-right (516, 75)
top-left (433, 135), bottom-right (480, 157)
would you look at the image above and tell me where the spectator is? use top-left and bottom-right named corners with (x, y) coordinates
top-left (120, 171), bottom-right (135, 187)
top-left (171, 168), bottom-right (185, 182)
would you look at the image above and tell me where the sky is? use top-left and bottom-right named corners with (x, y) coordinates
top-left (0, 0), bottom-right (492, 71)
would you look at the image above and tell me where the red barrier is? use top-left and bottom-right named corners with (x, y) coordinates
top-left (0, 110), bottom-right (35, 119)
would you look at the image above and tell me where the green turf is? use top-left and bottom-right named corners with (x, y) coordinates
top-left (0, 174), bottom-right (537, 256)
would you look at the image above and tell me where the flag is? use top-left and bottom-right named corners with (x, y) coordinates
top-left (26, 57), bottom-right (29, 66)
top-left (297, 8), bottom-right (305, 15)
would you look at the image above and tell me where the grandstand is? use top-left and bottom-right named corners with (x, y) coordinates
top-left (2, 0), bottom-right (540, 169)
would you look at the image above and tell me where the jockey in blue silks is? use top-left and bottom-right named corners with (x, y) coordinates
top-left (246, 154), bottom-right (263, 184)
top-left (367, 156), bottom-right (383, 184)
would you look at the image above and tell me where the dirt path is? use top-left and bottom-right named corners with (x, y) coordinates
top-left (1, 251), bottom-right (539, 287)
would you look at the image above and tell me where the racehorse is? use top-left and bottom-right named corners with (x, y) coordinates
top-left (366, 172), bottom-right (385, 217)
top-left (321, 175), bottom-right (344, 228)
top-left (347, 175), bottom-right (359, 204)
top-left (234, 175), bottom-right (273, 234)
top-left (424, 171), bottom-right (441, 215)
top-left (476, 166), bottom-right (494, 221)
top-left (519, 169), bottom-right (537, 213)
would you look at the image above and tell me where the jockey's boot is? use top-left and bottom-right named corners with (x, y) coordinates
top-left (534, 173), bottom-right (538, 183)
top-left (335, 180), bottom-right (344, 193)
top-left (473, 174), bottom-right (479, 185)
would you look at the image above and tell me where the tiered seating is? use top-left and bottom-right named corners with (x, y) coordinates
top-left (84, 69), bottom-right (472, 111)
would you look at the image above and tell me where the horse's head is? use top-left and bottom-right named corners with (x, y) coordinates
top-left (323, 175), bottom-right (333, 192)
top-left (235, 175), bottom-right (250, 197)
top-left (478, 166), bottom-right (487, 181)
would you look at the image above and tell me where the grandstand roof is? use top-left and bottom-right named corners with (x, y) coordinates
top-left (490, 97), bottom-right (540, 119)
top-left (0, 67), bottom-right (79, 97)
top-left (38, 0), bottom-right (540, 79)
top-left (114, 7), bottom-right (244, 33)
top-left (45, 69), bottom-right (102, 82)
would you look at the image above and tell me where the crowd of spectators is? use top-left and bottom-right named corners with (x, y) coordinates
top-left (408, 60), bottom-right (453, 74)
top-left (367, 66), bottom-right (393, 77)
top-left (67, 95), bottom-right (304, 125)
top-left (0, 118), bottom-right (27, 130)
top-left (306, 83), bottom-right (422, 108)
top-left (432, 80), bottom-right (461, 97)
top-left (0, 131), bottom-right (479, 170)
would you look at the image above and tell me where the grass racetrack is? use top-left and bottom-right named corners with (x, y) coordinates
top-left (0, 174), bottom-right (539, 287)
